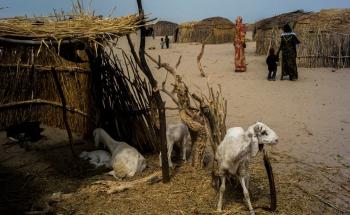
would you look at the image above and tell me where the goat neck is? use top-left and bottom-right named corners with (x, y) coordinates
top-left (245, 125), bottom-right (260, 157)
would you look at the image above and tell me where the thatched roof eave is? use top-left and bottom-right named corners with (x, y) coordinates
top-left (255, 10), bottom-right (312, 31)
top-left (0, 13), bottom-right (151, 43)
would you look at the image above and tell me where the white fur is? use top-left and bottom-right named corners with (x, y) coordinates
top-left (215, 122), bottom-right (278, 214)
top-left (79, 150), bottom-right (111, 168)
top-left (93, 128), bottom-right (147, 178)
top-left (159, 122), bottom-right (191, 168)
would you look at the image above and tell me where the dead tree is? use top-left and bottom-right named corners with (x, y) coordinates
top-left (145, 52), bottom-right (227, 170)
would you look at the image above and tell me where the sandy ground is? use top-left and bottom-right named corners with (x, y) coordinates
top-left (0, 33), bottom-right (349, 214)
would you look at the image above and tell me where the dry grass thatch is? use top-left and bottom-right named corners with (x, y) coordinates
top-left (255, 10), bottom-right (311, 31)
top-left (175, 17), bottom-right (235, 44)
top-left (0, 14), bottom-right (145, 41)
top-left (255, 9), bottom-right (350, 68)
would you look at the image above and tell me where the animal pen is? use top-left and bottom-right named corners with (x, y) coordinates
top-left (0, 0), bottom-right (171, 181)
top-left (175, 17), bottom-right (235, 44)
top-left (255, 9), bottom-right (350, 68)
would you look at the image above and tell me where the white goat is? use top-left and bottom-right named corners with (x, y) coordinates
top-left (79, 150), bottom-right (112, 168)
top-left (215, 122), bottom-right (278, 214)
top-left (93, 128), bottom-right (147, 178)
top-left (159, 122), bottom-right (191, 168)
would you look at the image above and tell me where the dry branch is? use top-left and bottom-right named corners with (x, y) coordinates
top-left (94, 171), bottom-right (162, 194)
top-left (197, 44), bottom-right (206, 77)
top-left (145, 51), bottom-right (227, 169)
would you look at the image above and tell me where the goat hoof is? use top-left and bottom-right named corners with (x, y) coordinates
top-left (249, 210), bottom-right (255, 215)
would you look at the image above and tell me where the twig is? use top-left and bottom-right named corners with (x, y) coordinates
top-left (197, 43), bottom-right (206, 77)
top-left (0, 99), bottom-right (89, 117)
top-left (175, 55), bottom-right (182, 69)
top-left (145, 52), bottom-right (176, 76)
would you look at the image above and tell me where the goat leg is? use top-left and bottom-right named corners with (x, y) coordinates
top-left (182, 138), bottom-right (187, 163)
top-left (167, 140), bottom-right (174, 168)
top-left (239, 176), bottom-right (255, 215)
top-left (217, 176), bottom-right (226, 211)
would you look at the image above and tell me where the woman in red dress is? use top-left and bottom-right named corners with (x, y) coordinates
top-left (234, 16), bottom-right (246, 72)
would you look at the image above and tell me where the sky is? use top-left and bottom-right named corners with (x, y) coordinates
top-left (0, 0), bottom-right (349, 23)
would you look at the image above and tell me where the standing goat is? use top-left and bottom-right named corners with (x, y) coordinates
top-left (159, 122), bottom-right (191, 168)
top-left (93, 128), bottom-right (147, 178)
top-left (215, 122), bottom-right (278, 214)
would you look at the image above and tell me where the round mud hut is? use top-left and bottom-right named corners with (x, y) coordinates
top-left (175, 17), bottom-right (235, 44)
top-left (255, 9), bottom-right (350, 68)
top-left (0, 13), bottom-right (162, 153)
top-left (152, 20), bottom-right (178, 36)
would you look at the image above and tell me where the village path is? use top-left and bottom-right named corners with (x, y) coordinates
top-left (140, 35), bottom-right (350, 212)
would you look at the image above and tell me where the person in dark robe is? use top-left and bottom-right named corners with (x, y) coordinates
top-left (277, 24), bottom-right (300, 81)
top-left (266, 48), bottom-right (278, 81)
top-left (165, 35), bottom-right (170, 48)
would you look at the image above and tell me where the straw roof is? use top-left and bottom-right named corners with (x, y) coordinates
top-left (295, 9), bottom-right (350, 34)
top-left (0, 13), bottom-right (146, 42)
top-left (255, 10), bottom-right (312, 30)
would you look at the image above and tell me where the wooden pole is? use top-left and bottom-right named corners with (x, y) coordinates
top-left (136, 0), bottom-right (170, 183)
top-left (263, 149), bottom-right (277, 211)
top-left (51, 67), bottom-right (76, 158)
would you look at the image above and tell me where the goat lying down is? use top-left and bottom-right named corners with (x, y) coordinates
top-left (215, 122), bottom-right (278, 214)
top-left (93, 128), bottom-right (147, 178)
top-left (79, 150), bottom-right (111, 168)
top-left (159, 122), bottom-right (191, 168)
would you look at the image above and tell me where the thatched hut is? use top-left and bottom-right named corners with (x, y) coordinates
top-left (254, 10), bottom-right (311, 55)
top-left (152, 20), bottom-right (178, 36)
top-left (0, 13), bottom-right (161, 153)
top-left (255, 9), bottom-right (350, 68)
top-left (175, 17), bottom-right (235, 44)
top-left (294, 9), bottom-right (350, 67)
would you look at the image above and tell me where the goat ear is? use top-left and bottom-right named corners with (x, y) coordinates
top-left (254, 124), bottom-right (262, 133)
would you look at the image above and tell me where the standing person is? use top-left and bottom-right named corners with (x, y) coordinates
top-left (234, 16), bottom-right (246, 72)
top-left (277, 24), bottom-right (300, 81)
top-left (160, 37), bottom-right (165, 49)
top-left (266, 48), bottom-right (279, 81)
top-left (165, 35), bottom-right (170, 48)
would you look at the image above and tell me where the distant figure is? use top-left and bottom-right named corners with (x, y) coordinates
top-left (266, 48), bottom-right (279, 81)
top-left (160, 37), bottom-right (165, 49)
top-left (234, 16), bottom-right (246, 72)
top-left (277, 24), bottom-right (300, 81)
top-left (165, 35), bottom-right (170, 48)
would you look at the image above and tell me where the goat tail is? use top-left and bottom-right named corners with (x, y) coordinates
top-left (263, 149), bottom-right (277, 211)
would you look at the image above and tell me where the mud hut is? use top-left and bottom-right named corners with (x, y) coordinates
top-left (0, 11), bottom-right (162, 154)
top-left (175, 17), bottom-right (235, 44)
top-left (152, 20), bottom-right (178, 36)
top-left (255, 9), bottom-right (350, 68)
